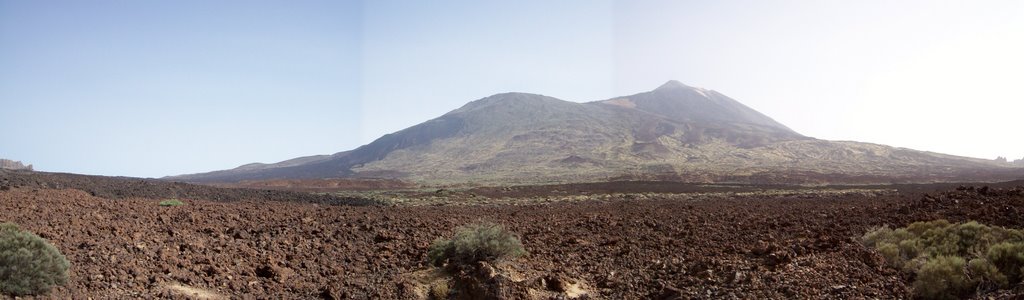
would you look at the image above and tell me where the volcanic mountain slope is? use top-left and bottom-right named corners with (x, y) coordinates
top-left (168, 81), bottom-right (1019, 184)
top-left (0, 159), bottom-right (32, 171)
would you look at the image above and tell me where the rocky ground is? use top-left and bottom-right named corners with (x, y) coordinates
top-left (0, 170), bottom-right (374, 205)
top-left (1, 170), bottom-right (1023, 299)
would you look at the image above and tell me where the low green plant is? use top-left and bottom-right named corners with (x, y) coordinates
top-left (159, 199), bottom-right (185, 207)
top-left (968, 258), bottom-right (1008, 288)
top-left (0, 223), bottom-right (70, 296)
top-left (862, 220), bottom-right (1024, 299)
top-left (913, 256), bottom-right (969, 300)
top-left (986, 242), bottom-right (1024, 282)
top-left (427, 223), bottom-right (526, 269)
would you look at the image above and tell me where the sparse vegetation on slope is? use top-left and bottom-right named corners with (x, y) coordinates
top-left (862, 220), bottom-right (1024, 299)
top-left (159, 199), bottom-right (185, 206)
top-left (0, 223), bottom-right (69, 296)
top-left (167, 83), bottom-right (1022, 186)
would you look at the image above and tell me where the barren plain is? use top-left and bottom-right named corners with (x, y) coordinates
top-left (2, 170), bottom-right (1023, 299)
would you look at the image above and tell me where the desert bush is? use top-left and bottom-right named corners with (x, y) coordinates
top-left (429, 280), bottom-right (450, 300)
top-left (862, 220), bottom-right (1024, 299)
top-left (914, 256), bottom-right (970, 300)
top-left (159, 199), bottom-right (184, 206)
top-left (986, 242), bottom-right (1024, 282)
top-left (0, 223), bottom-right (69, 296)
top-left (427, 223), bottom-right (526, 268)
top-left (968, 258), bottom-right (1008, 288)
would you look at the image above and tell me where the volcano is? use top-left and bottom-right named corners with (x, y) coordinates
top-left (167, 81), bottom-right (1018, 184)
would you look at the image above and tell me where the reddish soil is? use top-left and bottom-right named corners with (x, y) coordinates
top-left (1, 171), bottom-right (1023, 299)
top-left (0, 170), bottom-right (376, 206)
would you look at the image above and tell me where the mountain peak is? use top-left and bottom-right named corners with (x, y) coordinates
top-left (168, 81), bottom-right (1019, 185)
top-left (453, 92), bottom-right (564, 113)
top-left (655, 80), bottom-right (689, 91)
top-left (600, 81), bottom-right (800, 136)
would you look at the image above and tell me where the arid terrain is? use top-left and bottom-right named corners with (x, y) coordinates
top-left (7, 1), bottom-right (1024, 299)
top-left (2, 170), bottom-right (1024, 299)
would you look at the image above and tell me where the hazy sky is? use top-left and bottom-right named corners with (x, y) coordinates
top-left (2, 1), bottom-right (1022, 178)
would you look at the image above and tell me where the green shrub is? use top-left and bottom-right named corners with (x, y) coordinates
top-left (898, 239), bottom-right (922, 259)
top-left (427, 223), bottom-right (526, 268)
top-left (968, 258), bottom-right (1008, 288)
top-left (0, 223), bottom-right (69, 296)
top-left (159, 199), bottom-right (184, 207)
top-left (876, 242), bottom-right (902, 267)
top-left (862, 220), bottom-right (1024, 299)
top-left (914, 256), bottom-right (969, 300)
top-left (986, 242), bottom-right (1024, 282)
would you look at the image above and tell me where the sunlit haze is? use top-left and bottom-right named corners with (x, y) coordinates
top-left (2, 0), bottom-right (1022, 177)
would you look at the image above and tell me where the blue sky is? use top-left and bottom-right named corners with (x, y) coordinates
top-left (2, 1), bottom-right (1022, 177)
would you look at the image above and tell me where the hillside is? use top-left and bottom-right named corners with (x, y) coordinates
top-left (0, 159), bottom-right (32, 171)
top-left (167, 81), bottom-right (1021, 185)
